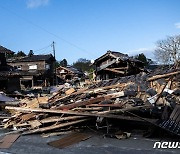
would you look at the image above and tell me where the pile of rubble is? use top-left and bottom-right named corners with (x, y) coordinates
top-left (1, 69), bottom-right (180, 138)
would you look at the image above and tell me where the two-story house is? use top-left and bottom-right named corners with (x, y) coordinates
top-left (93, 50), bottom-right (144, 80)
top-left (7, 54), bottom-right (55, 88)
top-left (0, 53), bottom-right (21, 92)
top-left (56, 65), bottom-right (84, 80)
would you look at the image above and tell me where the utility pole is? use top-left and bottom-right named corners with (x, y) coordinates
top-left (52, 41), bottom-right (57, 86)
top-left (52, 41), bottom-right (55, 59)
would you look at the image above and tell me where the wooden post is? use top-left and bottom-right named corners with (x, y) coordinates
top-left (32, 77), bottom-right (34, 88)
top-left (45, 79), bottom-right (47, 87)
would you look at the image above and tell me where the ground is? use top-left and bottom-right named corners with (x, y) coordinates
top-left (0, 131), bottom-right (179, 154)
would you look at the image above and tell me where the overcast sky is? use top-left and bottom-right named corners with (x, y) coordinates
top-left (0, 0), bottom-right (180, 64)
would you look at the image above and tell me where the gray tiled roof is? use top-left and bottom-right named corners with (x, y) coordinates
top-left (0, 45), bottom-right (15, 54)
top-left (9, 54), bottom-right (55, 62)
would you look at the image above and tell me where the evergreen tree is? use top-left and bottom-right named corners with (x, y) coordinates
top-left (28, 50), bottom-right (34, 56)
top-left (16, 51), bottom-right (26, 57)
top-left (59, 59), bottom-right (68, 67)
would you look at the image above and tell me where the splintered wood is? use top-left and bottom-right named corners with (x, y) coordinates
top-left (2, 69), bottom-right (180, 136)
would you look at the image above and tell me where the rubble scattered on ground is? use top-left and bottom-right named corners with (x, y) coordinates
top-left (0, 68), bottom-right (180, 143)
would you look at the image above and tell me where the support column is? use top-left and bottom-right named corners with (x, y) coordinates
top-left (32, 77), bottom-right (34, 88)
top-left (45, 79), bottom-right (47, 87)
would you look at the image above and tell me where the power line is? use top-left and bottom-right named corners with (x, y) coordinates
top-left (40, 50), bottom-right (53, 55)
top-left (33, 44), bottom-right (51, 53)
top-left (0, 4), bottom-right (97, 58)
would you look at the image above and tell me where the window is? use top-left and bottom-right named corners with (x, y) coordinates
top-left (45, 64), bottom-right (50, 70)
top-left (29, 64), bottom-right (37, 70)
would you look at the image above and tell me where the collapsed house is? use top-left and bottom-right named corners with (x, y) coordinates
top-left (7, 54), bottom-right (55, 89)
top-left (56, 65), bottom-right (84, 80)
top-left (93, 50), bottom-right (144, 80)
top-left (1, 68), bottom-right (180, 138)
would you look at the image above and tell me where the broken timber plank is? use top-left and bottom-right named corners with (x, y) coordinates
top-left (22, 119), bottom-right (89, 135)
top-left (99, 105), bottom-right (153, 114)
top-left (87, 104), bottom-right (126, 107)
top-left (50, 83), bottom-right (126, 105)
top-left (0, 134), bottom-right (20, 149)
top-left (57, 91), bottom-right (125, 110)
top-left (147, 71), bottom-right (180, 81)
top-left (21, 113), bottom-right (36, 121)
top-left (113, 67), bottom-right (128, 70)
top-left (65, 88), bottom-right (75, 95)
top-left (13, 123), bottom-right (30, 127)
top-left (0, 116), bottom-right (10, 119)
top-left (72, 107), bottom-right (103, 111)
top-left (58, 97), bottom-right (105, 110)
top-left (104, 68), bottom-right (125, 74)
top-left (48, 132), bottom-right (91, 148)
top-left (40, 116), bottom-right (86, 124)
top-left (5, 106), bottom-right (157, 123)
top-left (28, 120), bottom-right (42, 129)
top-left (49, 88), bottom-right (88, 104)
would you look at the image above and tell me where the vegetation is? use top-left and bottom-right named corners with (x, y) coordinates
top-left (28, 50), bottom-right (34, 57)
top-left (16, 51), bottom-right (26, 57)
top-left (72, 58), bottom-right (94, 72)
top-left (59, 59), bottom-right (68, 67)
top-left (134, 53), bottom-right (154, 66)
top-left (154, 35), bottom-right (180, 65)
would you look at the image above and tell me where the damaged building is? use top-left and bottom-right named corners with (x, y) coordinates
top-left (0, 45), bottom-right (15, 57)
top-left (93, 50), bottom-right (144, 80)
top-left (7, 54), bottom-right (55, 89)
top-left (56, 65), bottom-right (84, 80)
top-left (0, 52), bottom-right (21, 92)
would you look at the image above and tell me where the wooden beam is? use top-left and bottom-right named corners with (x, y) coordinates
top-left (113, 67), bottom-right (128, 70)
top-left (5, 106), bottom-right (157, 123)
top-left (58, 96), bottom-right (105, 110)
top-left (87, 104), bottom-right (126, 107)
top-left (147, 71), bottom-right (180, 81)
top-left (99, 105), bottom-right (153, 114)
top-left (57, 91), bottom-right (125, 110)
top-left (22, 119), bottom-right (89, 135)
top-left (40, 116), bottom-right (86, 124)
top-left (49, 83), bottom-right (126, 105)
top-left (48, 88), bottom-right (88, 103)
top-left (104, 68), bottom-right (125, 74)
top-left (72, 107), bottom-right (103, 111)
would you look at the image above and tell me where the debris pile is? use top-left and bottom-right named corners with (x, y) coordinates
top-left (1, 69), bottom-right (180, 137)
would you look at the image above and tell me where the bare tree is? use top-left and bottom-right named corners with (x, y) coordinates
top-left (154, 35), bottom-right (180, 65)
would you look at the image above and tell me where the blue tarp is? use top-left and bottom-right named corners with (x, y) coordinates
top-left (0, 93), bottom-right (16, 102)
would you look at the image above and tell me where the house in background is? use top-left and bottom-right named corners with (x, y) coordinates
top-left (93, 50), bottom-right (144, 80)
top-left (0, 45), bottom-right (15, 57)
top-left (0, 53), bottom-right (21, 92)
top-left (7, 54), bottom-right (55, 89)
top-left (56, 65), bottom-right (84, 81)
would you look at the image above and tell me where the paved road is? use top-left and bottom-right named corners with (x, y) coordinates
top-left (0, 132), bottom-right (179, 154)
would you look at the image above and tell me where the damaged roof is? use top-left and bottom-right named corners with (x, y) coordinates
top-left (94, 50), bottom-right (143, 64)
top-left (0, 92), bottom-right (16, 102)
top-left (66, 66), bottom-right (84, 75)
top-left (8, 54), bottom-right (55, 62)
top-left (0, 45), bottom-right (15, 54)
top-left (57, 66), bottom-right (84, 75)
